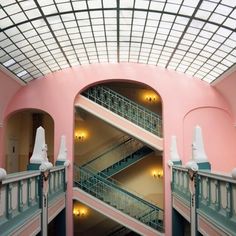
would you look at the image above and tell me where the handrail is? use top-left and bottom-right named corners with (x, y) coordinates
top-left (198, 170), bottom-right (236, 184)
top-left (82, 135), bottom-right (132, 167)
top-left (2, 170), bottom-right (41, 184)
top-left (74, 164), bottom-right (162, 212)
top-left (82, 86), bottom-right (163, 137)
top-left (172, 165), bottom-right (236, 184)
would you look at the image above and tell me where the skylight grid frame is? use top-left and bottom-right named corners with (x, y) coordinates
top-left (0, 2), bottom-right (50, 82)
top-left (183, 1), bottom-right (236, 82)
top-left (0, 0), bottom-right (236, 83)
top-left (0, 1), bottom-right (65, 82)
top-left (53, 1), bottom-right (82, 66)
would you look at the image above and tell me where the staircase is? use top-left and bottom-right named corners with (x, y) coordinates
top-left (75, 86), bottom-right (163, 151)
top-left (74, 86), bottom-right (164, 234)
top-left (82, 86), bottom-right (162, 137)
top-left (74, 165), bottom-right (164, 233)
top-left (100, 146), bottom-right (153, 178)
top-left (82, 135), bottom-right (153, 178)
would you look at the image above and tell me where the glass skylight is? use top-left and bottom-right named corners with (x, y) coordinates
top-left (0, 0), bottom-right (235, 83)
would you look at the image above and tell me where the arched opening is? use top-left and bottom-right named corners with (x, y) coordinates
top-left (73, 81), bottom-right (164, 234)
top-left (4, 109), bottom-right (54, 173)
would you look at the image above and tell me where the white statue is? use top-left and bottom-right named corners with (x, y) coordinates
top-left (0, 168), bottom-right (7, 181)
top-left (57, 135), bottom-right (67, 162)
top-left (192, 125), bottom-right (208, 163)
top-left (30, 126), bottom-right (52, 169)
top-left (168, 135), bottom-right (181, 167)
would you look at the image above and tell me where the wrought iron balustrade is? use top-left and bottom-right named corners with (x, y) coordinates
top-left (74, 165), bottom-right (164, 232)
top-left (82, 86), bottom-right (162, 137)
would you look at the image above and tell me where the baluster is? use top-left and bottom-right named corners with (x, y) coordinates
top-left (28, 178), bottom-right (33, 206)
top-left (60, 170), bottom-right (63, 190)
top-left (172, 169), bottom-right (176, 191)
top-left (214, 180), bottom-right (220, 211)
top-left (48, 173), bottom-right (52, 196)
top-left (198, 176), bottom-right (202, 202)
top-left (52, 172), bottom-right (55, 193)
top-left (53, 172), bottom-right (56, 193)
top-left (179, 171), bottom-right (183, 192)
top-left (7, 183), bottom-right (13, 219)
top-left (176, 170), bottom-right (179, 190)
top-left (206, 178), bottom-right (211, 206)
top-left (183, 172), bottom-right (188, 194)
top-left (186, 173), bottom-right (190, 199)
top-left (56, 171), bottom-right (58, 191)
top-left (35, 176), bottom-right (40, 203)
top-left (176, 170), bottom-right (179, 191)
top-left (226, 182), bottom-right (232, 218)
top-left (18, 180), bottom-right (24, 212)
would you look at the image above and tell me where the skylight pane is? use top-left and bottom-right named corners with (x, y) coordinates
top-left (3, 58), bottom-right (16, 67)
top-left (103, 0), bottom-right (116, 8)
top-left (17, 70), bottom-right (28, 77)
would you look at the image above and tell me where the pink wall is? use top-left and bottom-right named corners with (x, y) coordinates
top-left (214, 70), bottom-right (236, 124)
top-left (2, 63), bottom-right (236, 236)
top-left (0, 70), bottom-right (22, 167)
top-left (183, 107), bottom-right (236, 172)
top-left (0, 70), bottom-right (22, 123)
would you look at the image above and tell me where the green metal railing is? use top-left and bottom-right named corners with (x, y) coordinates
top-left (100, 146), bottom-right (153, 178)
top-left (74, 165), bottom-right (164, 232)
top-left (82, 86), bottom-right (162, 137)
top-left (82, 136), bottom-right (143, 173)
top-left (81, 135), bottom-right (132, 168)
top-left (172, 166), bottom-right (236, 236)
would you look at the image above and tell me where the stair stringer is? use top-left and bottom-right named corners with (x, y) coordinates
top-left (73, 188), bottom-right (164, 236)
top-left (75, 95), bottom-right (163, 151)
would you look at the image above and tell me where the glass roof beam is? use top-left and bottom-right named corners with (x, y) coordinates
top-left (165, 0), bottom-right (204, 69)
top-left (116, 0), bottom-right (120, 63)
top-left (137, 1), bottom-right (152, 63)
top-left (33, 0), bottom-right (71, 68)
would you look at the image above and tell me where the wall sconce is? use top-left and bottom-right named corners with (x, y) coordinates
top-left (73, 208), bottom-right (87, 217)
top-left (145, 95), bottom-right (156, 103)
top-left (75, 134), bottom-right (84, 141)
top-left (153, 170), bottom-right (163, 179)
top-left (75, 131), bottom-right (87, 142)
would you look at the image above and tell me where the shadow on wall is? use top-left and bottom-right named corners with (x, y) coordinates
top-left (5, 109), bottom-right (54, 173)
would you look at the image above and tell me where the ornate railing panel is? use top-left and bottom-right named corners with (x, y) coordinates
top-left (83, 86), bottom-right (162, 137)
top-left (83, 137), bottom-right (143, 173)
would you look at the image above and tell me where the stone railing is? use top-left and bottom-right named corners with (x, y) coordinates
top-left (0, 165), bottom-right (66, 236)
top-left (172, 165), bottom-right (236, 236)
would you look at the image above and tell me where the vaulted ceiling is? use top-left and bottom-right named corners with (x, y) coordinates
top-left (0, 0), bottom-right (235, 84)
